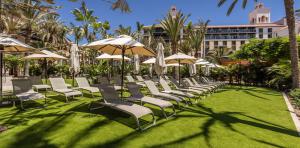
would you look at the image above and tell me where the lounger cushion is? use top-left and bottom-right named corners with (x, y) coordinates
top-left (141, 96), bottom-right (173, 108)
top-left (54, 89), bottom-right (82, 97)
top-left (79, 87), bottom-right (99, 93)
top-left (154, 93), bottom-right (182, 102)
top-left (16, 90), bottom-right (45, 101)
top-left (106, 101), bottom-right (153, 118)
top-left (162, 90), bottom-right (194, 98)
top-left (33, 84), bottom-right (51, 90)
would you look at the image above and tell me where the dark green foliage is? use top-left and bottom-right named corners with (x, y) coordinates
top-left (290, 88), bottom-right (300, 108)
top-left (229, 37), bottom-right (300, 90)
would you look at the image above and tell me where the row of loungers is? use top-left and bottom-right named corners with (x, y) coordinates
top-left (2, 75), bottom-right (225, 130)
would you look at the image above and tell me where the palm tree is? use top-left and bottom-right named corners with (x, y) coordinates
top-left (100, 21), bottom-right (110, 39)
top-left (19, 0), bottom-right (54, 76)
top-left (160, 10), bottom-right (190, 54)
top-left (70, 23), bottom-right (84, 45)
top-left (188, 20), bottom-right (210, 58)
top-left (71, 1), bottom-right (98, 43)
top-left (218, 0), bottom-right (300, 88)
top-left (206, 47), bottom-right (230, 64)
top-left (114, 24), bottom-right (132, 36)
top-left (69, 0), bottom-right (131, 13)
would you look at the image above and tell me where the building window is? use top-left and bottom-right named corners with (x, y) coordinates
top-left (223, 41), bottom-right (227, 46)
top-left (268, 34), bottom-right (272, 38)
top-left (232, 41), bottom-right (236, 46)
top-left (241, 41), bottom-right (245, 45)
top-left (268, 28), bottom-right (272, 33)
top-left (259, 34), bottom-right (263, 39)
top-left (259, 28), bottom-right (263, 33)
top-left (214, 41), bottom-right (218, 46)
top-left (205, 41), bottom-right (209, 46)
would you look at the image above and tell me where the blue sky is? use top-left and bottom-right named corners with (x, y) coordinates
top-left (55, 0), bottom-right (300, 41)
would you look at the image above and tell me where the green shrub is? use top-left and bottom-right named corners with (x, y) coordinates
top-left (290, 89), bottom-right (300, 108)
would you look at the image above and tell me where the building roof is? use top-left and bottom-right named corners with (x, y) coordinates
top-left (205, 23), bottom-right (285, 28)
top-left (250, 3), bottom-right (270, 14)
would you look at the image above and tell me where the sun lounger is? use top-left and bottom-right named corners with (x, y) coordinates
top-left (159, 78), bottom-right (194, 98)
top-left (190, 78), bottom-right (218, 91)
top-left (75, 77), bottom-right (99, 97)
top-left (144, 80), bottom-right (186, 107)
top-left (49, 77), bottom-right (82, 102)
top-left (126, 75), bottom-right (145, 86)
top-left (12, 78), bottom-right (45, 109)
top-left (168, 76), bottom-right (206, 95)
top-left (98, 84), bottom-right (156, 130)
top-left (136, 75), bottom-right (145, 82)
top-left (29, 76), bottom-right (51, 92)
top-left (126, 82), bottom-right (175, 118)
top-left (183, 78), bottom-right (213, 93)
top-left (2, 76), bottom-right (13, 96)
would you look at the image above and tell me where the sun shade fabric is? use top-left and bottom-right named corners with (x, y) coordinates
top-left (96, 53), bottom-right (131, 61)
top-left (23, 50), bottom-right (67, 60)
top-left (70, 44), bottom-right (81, 74)
top-left (154, 43), bottom-right (166, 76)
top-left (84, 35), bottom-right (155, 57)
top-left (0, 36), bottom-right (36, 52)
top-left (142, 58), bottom-right (156, 64)
top-left (164, 52), bottom-right (196, 64)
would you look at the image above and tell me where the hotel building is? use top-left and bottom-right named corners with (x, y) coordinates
top-left (143, 3), bottom-right (300, 57)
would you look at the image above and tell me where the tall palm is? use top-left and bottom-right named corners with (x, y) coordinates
top-left (70, 23), bottom-right (84, 45)
top-left (160, 11), bottom-right (190, 54)
top-left (20, 0), bottom-right (53, 76)
top-left (206, 47), bottom-right (230, 64)
top-left (0, 3), bottom-right (23, 34)
top-left (69, 0), bottom-right (131, 13)
top-left (100, 21), bottom-right (110, 39)
top-left (71, 1), bottom-right (98, 43)
top-left (114, 24), bottom-right (132, 36)
top-left (39, 15), bottom-right (68, 48)
top-left (218, 0), bottom-right (300, 88)
top-left (188, 20), bottom-right (210, 58)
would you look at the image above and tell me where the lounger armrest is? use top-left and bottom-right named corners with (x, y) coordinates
top-left (161, 90), bottom-right (171, 93)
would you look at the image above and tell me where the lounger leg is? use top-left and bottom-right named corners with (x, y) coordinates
top-left (135, 117), bottom-right (141, 131)
top-left (65, 96), bottom-right (69, 103)
top-left (161, 108), bottom-right (167, 118)
top-left (20, 100), bottom-right (24, 110)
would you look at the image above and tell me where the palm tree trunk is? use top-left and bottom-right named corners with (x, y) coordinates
top-left (284, 0), bottom-right (300, 88)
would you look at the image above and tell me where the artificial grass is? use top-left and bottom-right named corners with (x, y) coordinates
top-left (0, 85), bottom-right (299, 147)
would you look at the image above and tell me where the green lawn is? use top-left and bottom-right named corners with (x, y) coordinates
top-left (0, 85), bottom-right (299, 148)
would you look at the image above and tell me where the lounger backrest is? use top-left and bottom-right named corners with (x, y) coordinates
top-left (144, 80), bottom-right (160, 94)
top-left (126, 76), bottom-right (135, 82)
top-left (12, 79), bottom-right (33, 94)
top-left (136, 76), bottom-right (144, 82)
top-left (98, 77), bottom-right (110, 84)
top-left (169, 77), bottom-right (180, 89)
top-left (49, 78), bottom-right (67, 90)
top-left (191, 78), bottom-right (200, 85)
top-left (2, 76), bottom-right (13, 91)
top-left (29, 76), bottom-right (43, 85)
top-left (113, 76), bottom-right (122, 85)
top-left (98, 84), bottom-right (120, 103)
top-left (75, 77), bottom-right (90, 88)
top-left (183, 78), bottom-right (195, 87)
top-left (127, 82), bottom-right (144, 98)
top-left (159, 78), bottom-right (172, 91)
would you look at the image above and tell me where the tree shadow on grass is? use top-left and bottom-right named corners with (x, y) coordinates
top-left (149, 104), bottom-right (297, 148)
top-left (243, 90), bottom-right (271, 100)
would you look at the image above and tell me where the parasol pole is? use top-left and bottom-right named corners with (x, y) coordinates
top-left (121, 46), bottom-right (125, 98)
top-left (178, 59), bottom-right (181, 86)
top-left (0, 45), bottom-right (3, 101)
